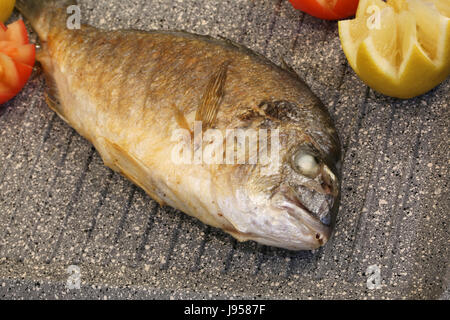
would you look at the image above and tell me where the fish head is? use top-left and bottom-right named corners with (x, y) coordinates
top-left (215, 103), bottom-right (341, 251)
top-left (269, 135), bottom-right (342, 249)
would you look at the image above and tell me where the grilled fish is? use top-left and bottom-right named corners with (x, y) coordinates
top-left (16, 0), bottom-right (342, 250)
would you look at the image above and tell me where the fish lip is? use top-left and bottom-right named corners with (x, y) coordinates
top-left (270, 186), bottom-right (332, 246)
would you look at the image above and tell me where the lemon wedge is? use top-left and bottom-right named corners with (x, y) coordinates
top-left (0, 0), bottom-right (16, 23)
top-left (339, 0), bottom-right (450, 98)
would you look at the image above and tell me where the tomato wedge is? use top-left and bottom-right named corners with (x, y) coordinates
top-left (0, 42), bottom-right (35, 66)
top-left (0, 20), bottom-right (35, 105)
top-left (289, 0), bottom-right (360, 20)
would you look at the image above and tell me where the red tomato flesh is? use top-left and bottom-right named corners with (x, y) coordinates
top-left (0, 42), bottom-right (35, 66)
top-left (0, 20), bottom-right (35, 105)
top-left (0, 20), bottom-right (29, 44)
top-left (289, 0), bottom-right (359, 20)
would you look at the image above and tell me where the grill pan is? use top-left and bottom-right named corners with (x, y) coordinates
top-left (0, 0), bottom-right (448, 299)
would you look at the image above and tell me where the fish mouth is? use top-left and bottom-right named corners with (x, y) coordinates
top-left (271, 185), bottom-right (335, 247)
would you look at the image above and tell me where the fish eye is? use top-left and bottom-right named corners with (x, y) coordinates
top-left (292, 150), bottom-right (320, 178)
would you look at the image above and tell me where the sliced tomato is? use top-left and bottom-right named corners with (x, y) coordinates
top-left (14, 60), bottom-right (33, 89)
top-left (0, 23), bottom-right (8, 41)
top-left (0, 20), bottom-right (29, 44)
top-left (0, 82), bottom-right (16, 105)
top-left (0, 42), bottom-right (35, 66)
top-left (289, 0), bottom-right (360, 20)
top-left (0, 53), bottom-right (20, 88)
top-left (0, 57), bottom-right (33, 103)
top-left (0, 20), bottom-right (35, 105)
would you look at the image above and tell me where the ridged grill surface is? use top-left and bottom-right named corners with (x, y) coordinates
top-left (0, 0), bottom-right (448, 299)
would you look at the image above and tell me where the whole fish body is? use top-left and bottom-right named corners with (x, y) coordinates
top-left (16, 0), bottom-right (342, 250)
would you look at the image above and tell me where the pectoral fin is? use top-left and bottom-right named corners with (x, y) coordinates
top-left (98, 137), bottom-right (166, 206)
top-left (195, 61), bottom-right (229, 130)
top-left (172, 103), bottom-right (192, 134)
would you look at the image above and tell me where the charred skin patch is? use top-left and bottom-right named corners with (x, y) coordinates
top-left (237, 101), bottom-right (307, 129)
top-left (257, 100), bottom-right (341, 169)
top-left (238, 108), bottom-right (261, 122)
top-left (236, 107), bottom-right (276, 130)
top-left (258, 100), bottom-right (304, 122)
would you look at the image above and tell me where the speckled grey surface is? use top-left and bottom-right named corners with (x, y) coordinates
top-left (0, 0), bottom-right (448, 300)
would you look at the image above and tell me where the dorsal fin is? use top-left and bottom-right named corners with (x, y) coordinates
top-left (195, 61), bottom-right (230, 130)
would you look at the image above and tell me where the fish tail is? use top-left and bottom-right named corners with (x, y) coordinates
top-left (15, 0), bottom-right (77, 40)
